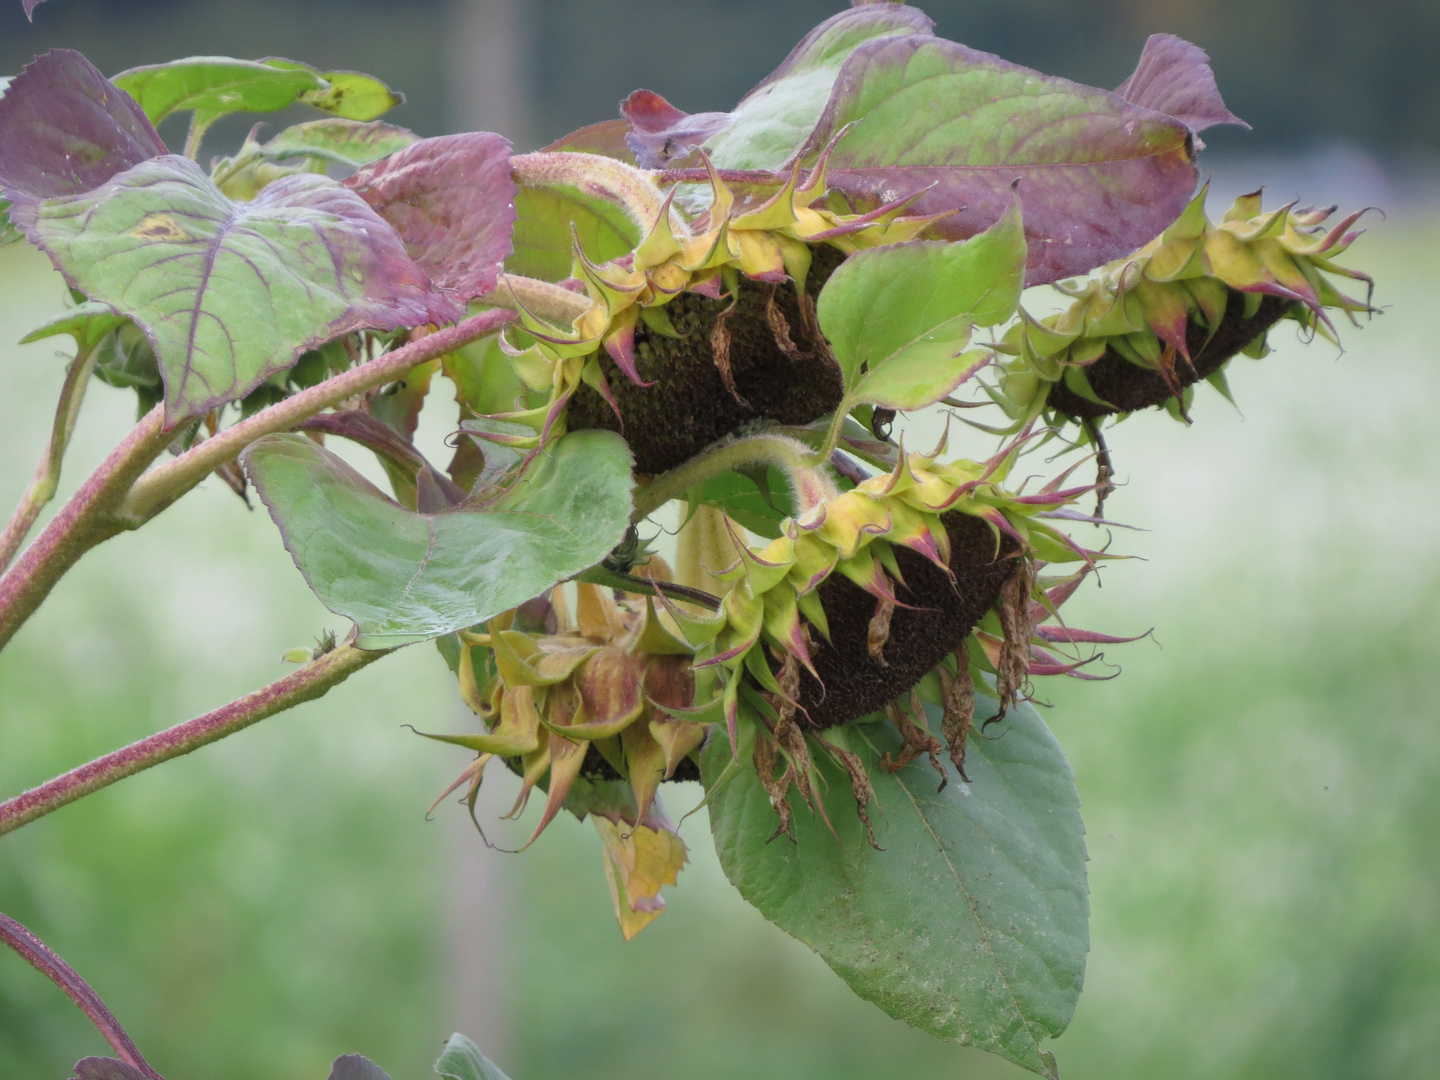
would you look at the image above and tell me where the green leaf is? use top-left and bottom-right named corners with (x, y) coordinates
top-left (434, 1034), bottom-right (513, 1080)
top-left (260, 118), bottom-right (418, 169)
top-left (15, 154), bottom-right (456, 423)
top-left (111, 57), bottom-right (326, 124)
top-left (507, 184), bottom-right (640, 282)
top-left (0, 200), bottom-right (19, 247)
top-left (243, 430), bottom-right (635, 649)
top-left (702, 6), bottom-right (934, 170)
top-left (296, 69), bottom-right (405, 122)
top-left (816, 198), bottom-right (1026, 410)
top-left (703, 694), bottom-right (1088, 1079)
top-left (19, 301), bottom-right (125, 351)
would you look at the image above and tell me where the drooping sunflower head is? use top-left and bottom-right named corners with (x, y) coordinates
top-left (988, 187), bottom-right (1376, 427)
top-left (663, 436), bottom-right (1130, 842)
top-left (476, 146), bottom-right (950, 473)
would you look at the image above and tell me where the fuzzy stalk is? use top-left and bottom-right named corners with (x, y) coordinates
top-left (492, 273), bottom-right (591, 325)
top-left (0, 344), bottom-right (97, 573)
top-left (0, 912), bottom-right (164, 1078)
top-left (0, 405), bottom-right (173, 654)
top-left (0, 643), bottom-right (387, 839)
top-left (510, 151), bottom-right (673, 235)
top-left (631, 433), bottom-right (833, 523)
top-left (121, 308), bottom-right (518, 524)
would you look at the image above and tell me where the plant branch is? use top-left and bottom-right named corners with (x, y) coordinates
top-left (0, 911), bottom-right (164, 1079)
top-left (0, 406), bottom-right (173, 654)
top-left (121, 308), bottom-right (517, 524)
top-left (0, 344), bottom-right (97, 573)
top-left (630, 432), bottom-right (832, 522)
top-left (654, 167), bottom-right (789, 186)
top-left (0, 643), bottom-right (388, 839)
top-left (510, 151), bottom-right (672, 235)
top-left (493, 274), bottom-right (591, 325)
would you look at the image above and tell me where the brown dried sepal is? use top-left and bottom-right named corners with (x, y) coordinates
top-left (820, 739), bottom-right (880, 850)
top-left (940, 642), bottom-right (976, 782)
top-left (880, 694), bottom-right (946, 790)
top-left (993, 558), bottom-right (1038, 725)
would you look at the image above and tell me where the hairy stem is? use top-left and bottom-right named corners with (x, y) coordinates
top-left (655, 167), bottom-right (790, 186)
top-left (0, 344), bottom-right (97, 573)
top-left (121, 308), bottom-right (517, 524)
top-left (630, 432), bottom-right (833, 522)
top-left (510, 151), bottom-right (675, 236)
top-left (493, 273), bottom-right (591, 326)
top-left (0, 643), bottom-right (388, 839)
top-left (0, 406), bottom-right (172, 654)
top-left (0, 912), bottom-right (163, 1079)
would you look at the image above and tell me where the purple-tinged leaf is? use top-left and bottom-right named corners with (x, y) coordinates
top-left (541, 118), bottom-right (637, 164)
top-left (14, 155), bottom-right (458, 424)
top-left (23, 0), bottom-right (50, 19)
top-left (1115, 34), bottom-right (1248, 136)
top-left (326, 1054), bottom-right (393, 1080)
top-left (0, 50), bottom-right (165, 205)
top-left (807, 36), bottom-right (1201, 284)
top-left (691, 5), bottom-right (935, 172)
top-left (71, 1061), bottom-right (148, 1080)
top-left (346, 132), bottom-right (518, 304)
top-left (622, 91), bottom-right (730, 170)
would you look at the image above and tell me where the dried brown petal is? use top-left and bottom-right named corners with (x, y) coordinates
top-left (822, 739), bottom-right (881, 850)
top-left (994, 558), bottom-right (1039, 723)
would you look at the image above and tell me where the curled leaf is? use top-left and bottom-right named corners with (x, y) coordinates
top-left (346, 132), bottom-right (518, 303)
top-left (15, 156), bottom-right (457, 423)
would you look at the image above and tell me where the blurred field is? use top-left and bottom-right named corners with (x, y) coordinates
top-left (0, 206), bottom-right (1436, 1080)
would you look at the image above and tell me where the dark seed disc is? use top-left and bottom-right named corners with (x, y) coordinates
top-left (795, 512), bottom-right (1023, 729)
top-left (1047, 292), bottom-right (1295, 421)
top-left (566, 246), bottom-right (847, 475)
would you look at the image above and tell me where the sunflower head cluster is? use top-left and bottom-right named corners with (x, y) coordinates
top-left (486, 147), bottom-right (947, 451)
top-left (657, 437), bottom-right (1123, 842)
top-left (987, 188), bottom-right (1376, 427)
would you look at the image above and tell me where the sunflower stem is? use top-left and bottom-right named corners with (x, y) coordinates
top-left (0, 341), bottom-right (98, 574)
top-left (630, 433), bottom-right (827, 522)
top-left (0, 642), bottom-right (389, 838)
top-left (0, 912), bottom-right (164, 1078)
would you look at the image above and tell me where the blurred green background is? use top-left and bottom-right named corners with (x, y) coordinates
top-left (2, 1), bottom-right (1438, 1078)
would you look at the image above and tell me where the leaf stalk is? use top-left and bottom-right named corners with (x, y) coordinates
top-left (0, 911), bottom-right (164, 1078)
top-left (0, 642), bottom-right (388, 838)
top-left (0, 343), bottom-right (98, 573)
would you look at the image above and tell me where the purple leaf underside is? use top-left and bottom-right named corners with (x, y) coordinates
top-left (0, 50), bottom-right (165, 205)
top-left (327, 1054), bottom-right (394, 1080)
top-left (23, 0), bottom-right (50, 18)
top-left (622, 91), bottom-right (730, 169)
top-left (346, 131), bottom-right (518, 303)
top-left (541, 118), bottom-right (638, 163)
top-left (810, 35), bottom-right (1201, 284)
top-left (14, 155), bottom-right (458, 423)
top-left (1115, 33), bottom-right (1248, 135)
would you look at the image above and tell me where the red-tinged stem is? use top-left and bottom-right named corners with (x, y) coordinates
top-left (654, 167), bottom-right (787, 186)
top-left (0, 643), bottom-right (387, 839)
top-left (120, 308), bottom-right (518, 524)
top-left (0, 406), bottom-right (172, 654)
top-left (0, 345), bottom-right (98, 574)
top-left (0, 911), bottom-right (164, 1079)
